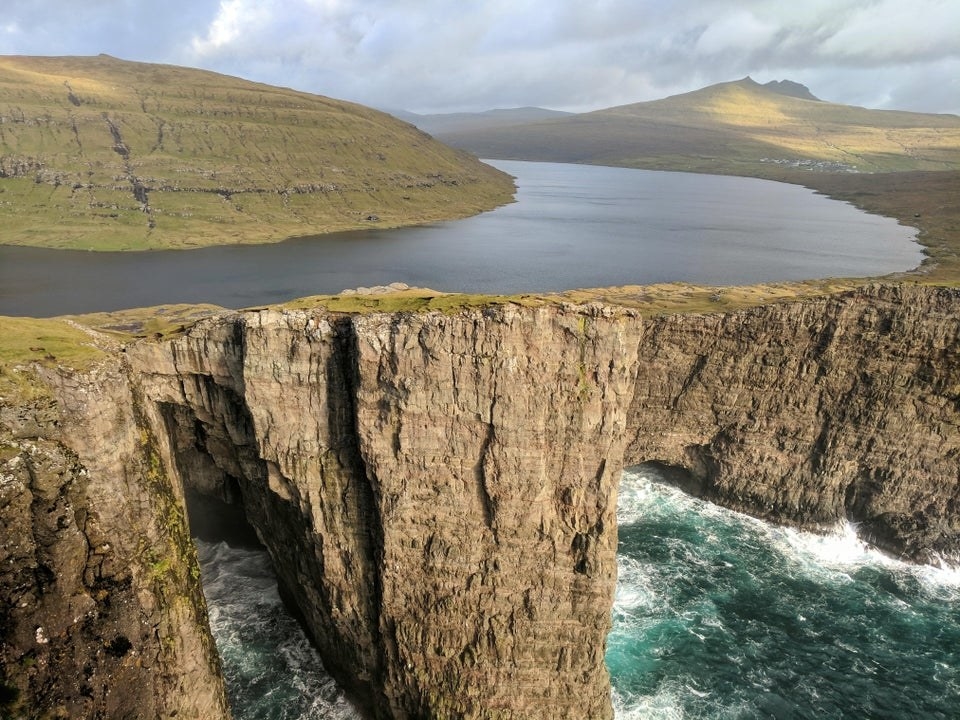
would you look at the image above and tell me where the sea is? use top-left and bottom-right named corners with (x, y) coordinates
top-left (196, 465), bottom-right (960, 719)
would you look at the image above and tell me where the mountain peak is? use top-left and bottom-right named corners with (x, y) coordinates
top-left (762, 79), bottom-right (821, 102)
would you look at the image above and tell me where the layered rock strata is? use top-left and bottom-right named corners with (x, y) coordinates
top-left (134, 303), bottom-right (641, 719)
top-left (2, 283), bottom-right (957, 718)
top-left (625, 284), bottom-right (960, 562)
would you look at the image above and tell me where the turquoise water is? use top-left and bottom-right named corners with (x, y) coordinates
top-left (611, 467), bottom-right (960, 719)
top-left (197, 469), bottom-right (960, 719)
top-left (196, 540), bottom-right (358, 719)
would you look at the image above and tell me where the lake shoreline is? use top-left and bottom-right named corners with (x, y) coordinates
top-left (0, 160), bottom-right (923, 318)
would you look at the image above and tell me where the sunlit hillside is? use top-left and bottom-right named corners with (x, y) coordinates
top-left (0, 55), bottom-right (514, 250)
top-left (441, 77), bottom-right (960, 174)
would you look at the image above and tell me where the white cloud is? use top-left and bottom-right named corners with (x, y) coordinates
top-left (695, 10), bottom-right (779, 55)
top-left (192, 0), bottom-right (248, 52)
top-left (0, 0), bottom-right (957, 115)
top-left (818, 0), bottom-right (960, 63)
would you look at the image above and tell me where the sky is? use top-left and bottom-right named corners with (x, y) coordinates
top-left (2, 0), bottom-right (959, 116)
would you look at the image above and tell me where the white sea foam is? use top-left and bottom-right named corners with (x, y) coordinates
top-left (614, 555), bottom-right (660, 614)
top-left (196, 540), bottom-right (363, 720)
top-left (771, 521), bottom-right (886, 567)
top-left (612, 684), bottom-right (686, 720)
top-left (618, 467), bottom-right (960, 594)
top-left (763, 519), bottom-right (960, 601)
top-left (610, 469), bottom-right (960, 719)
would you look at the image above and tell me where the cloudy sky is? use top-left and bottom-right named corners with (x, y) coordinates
top-left (2, 0), bottom-right (958, 115)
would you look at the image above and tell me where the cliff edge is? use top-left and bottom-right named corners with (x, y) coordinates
top-left (2, 283), bottom-right (957, 717)
top-left (0, 359), bottom-right (229, 718)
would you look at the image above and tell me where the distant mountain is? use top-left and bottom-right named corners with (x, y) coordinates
top-left (0, 55), bottom-right (514, 250)
top-left (762, 79), bottom-right (820, 101)
top-left (440, 77), bottom-right (960, 175)
top-left (393, 107), bottom-right (573, 137)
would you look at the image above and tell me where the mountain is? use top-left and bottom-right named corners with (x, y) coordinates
top-left (439, 77), bottom-right (960, 175)
top-left (0, 55), bottom-right (514, 250)
top-left (392, 106), bottom-right (573, 136)
top-left (762, 79), bottom-right (820, 101)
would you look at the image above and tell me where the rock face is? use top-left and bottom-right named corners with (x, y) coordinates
top-left (134, 304), bottom-right (642, 719)
top-left (0, 363), bottom-right (229, 718)
top-left (2, 283), bottom-right (957, 718)
top-left (625, 284), bottom-right (960, 562)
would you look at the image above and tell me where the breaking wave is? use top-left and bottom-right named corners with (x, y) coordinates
top-left (609, 467), bottom-right (960, 719)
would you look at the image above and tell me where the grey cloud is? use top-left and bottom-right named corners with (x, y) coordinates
top-left (1, 0), bottom-right (957, 115)
top-left (1, 0), bottom-right (220, 60)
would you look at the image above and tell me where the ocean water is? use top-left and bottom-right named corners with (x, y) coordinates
top-left (196, 540), bottom-right (360, 720)
top-left (196, 468), bottom-right (960, 719)
top-left (611, 467), bottom-right (960, 719)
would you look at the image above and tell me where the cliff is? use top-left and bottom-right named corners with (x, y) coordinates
top-left (624, 284), bottom-right (960, 562)
top-left (2, 283), bottom-right (958, 717)
top-left (0, 361), bottom-right (229, 718)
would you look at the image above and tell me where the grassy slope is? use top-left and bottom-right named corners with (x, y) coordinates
top-left (0, 316), bottom-right (108, 400)
top-left (396, 107), bottom-right (574, 136)
top-left (441, 78), bottom-right (960, 174)
top-left (0, 55), bottom-right (514, 250)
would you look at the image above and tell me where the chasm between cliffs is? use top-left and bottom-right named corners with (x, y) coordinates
top-left (6, 285), bottom-right (954, 718)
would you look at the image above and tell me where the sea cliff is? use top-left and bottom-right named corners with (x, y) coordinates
top-left (2, 283), bottom-right (957, 717)
top-left (0, 361), bottom-right (230, 718)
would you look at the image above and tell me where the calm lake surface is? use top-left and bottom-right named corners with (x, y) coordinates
top-left (0, 160), bottom-right (922, 317)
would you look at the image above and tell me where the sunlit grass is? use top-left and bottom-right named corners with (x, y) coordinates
top-left (0, 316), bottom-right (109, 400)
top-left (0, 54), bottom-right (514, 251)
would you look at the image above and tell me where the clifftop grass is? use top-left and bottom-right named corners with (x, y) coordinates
top-left (0, 316), bottom-right (108, 400)
top-left (0, 54), bottom-right (514, 250)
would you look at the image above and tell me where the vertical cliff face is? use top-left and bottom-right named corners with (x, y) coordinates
top-left (350, 307), bottom-right (641, 718)
top-left (125, 283), bottom-right (958, 718)
top-left (626, 284), bottom-right (960, 562)
top-left (0, 361), bottom-right (229, 719)
top-left (4, 283), bottom-right (957, 718)
top-left (133, 303), bottom-right (643, 719)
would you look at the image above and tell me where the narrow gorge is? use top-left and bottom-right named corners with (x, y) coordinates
top-left (2, 284), bottom-right (958, 718)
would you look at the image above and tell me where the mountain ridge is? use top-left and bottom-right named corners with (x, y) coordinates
top-left (761, 78), bottom-right (821, 101)
top-left (0, 54), bottom-right (515, 250)
top-left (437, 76), bottom-right (960, 174)
top-left (391, 106), bottom-right (572, 136)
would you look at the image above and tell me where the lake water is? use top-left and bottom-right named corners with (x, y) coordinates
top-left (0, 160), bottom-right (922, 317)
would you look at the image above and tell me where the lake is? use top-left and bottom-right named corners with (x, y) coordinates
top-left (0, 160), bottom-right (922, 317)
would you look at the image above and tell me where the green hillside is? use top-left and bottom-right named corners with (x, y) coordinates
top-left (441, 77), bottom-right (960, 175)
top-left (394, 106), bottom-right (574, 136)
top-left (0, 55), bottom-right (514, 250)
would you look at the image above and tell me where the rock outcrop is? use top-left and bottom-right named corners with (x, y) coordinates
top-left (0, 363), bottom-right (229, 718)
top-left (2, 283), bottom-right (958, 718)
top-left (133, 303), bottom-right (641, 719)
top-left (625, 284), bottom-right (960, 562)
